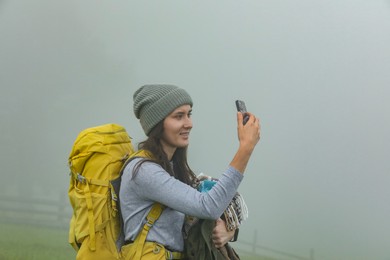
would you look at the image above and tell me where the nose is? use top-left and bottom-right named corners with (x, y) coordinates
top-left (184, 116), bottom-right (192, 129)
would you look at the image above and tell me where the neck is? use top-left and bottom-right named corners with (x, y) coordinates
top-left (161, 142), bottom-right (176, 161)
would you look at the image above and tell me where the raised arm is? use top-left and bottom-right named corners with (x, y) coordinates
top-left (229, 112), bottom-right (261, 174)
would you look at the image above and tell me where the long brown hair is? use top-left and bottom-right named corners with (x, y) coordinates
top-left (133, 120), bottom-right (196, 186)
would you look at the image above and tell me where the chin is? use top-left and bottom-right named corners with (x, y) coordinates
top-left (178, 142), bottom-right (190, 148)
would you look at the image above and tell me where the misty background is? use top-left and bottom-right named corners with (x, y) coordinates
top-left (1, 1), bottom-right (389, 259)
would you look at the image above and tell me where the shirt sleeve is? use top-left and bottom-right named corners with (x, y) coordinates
top-left (125, 159), bottom-right (243, 220)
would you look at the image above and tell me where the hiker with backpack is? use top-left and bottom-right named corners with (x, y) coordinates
top-left (119, 84), bottom-right (261, 260)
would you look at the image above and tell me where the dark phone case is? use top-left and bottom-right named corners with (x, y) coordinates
top-left (235, 100), bottom-right (249, 125)
top-left (235, 100), bottom-right (247, 113)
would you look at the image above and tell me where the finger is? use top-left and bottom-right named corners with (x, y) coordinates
top-left (255, 116), bottom-right (260, 125)
top-left (212, 228), bottom-right (220, 236)
top-left (250, 114), bottom-right (260, 127)
top-left (215, 218), bottom-right (223, 224)
top-left (245, 112), bottom-right (256, 124)
top-left (213, 218), bottom-right (223, 232)
top-left (212, 238), bottom-right (222, 248)
top-left (211, 231), bottom-right (221, 240)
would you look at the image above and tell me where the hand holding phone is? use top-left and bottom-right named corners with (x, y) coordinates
top-left (235, 100), bottom-right (250, 125)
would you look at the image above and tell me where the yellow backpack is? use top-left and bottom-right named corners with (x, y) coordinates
top-left (68, 123), bottom-right (134, 260)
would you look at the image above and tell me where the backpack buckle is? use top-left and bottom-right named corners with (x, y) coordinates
top-left (146, 219), bottom-right (154, 228)
top-left (153, 245), bottom-right (161, 254)
top-left (76, 173), bottom-right (86, 183)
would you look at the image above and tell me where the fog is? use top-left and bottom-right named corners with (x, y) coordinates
top-left (1, 1), bottom-right (389, 259)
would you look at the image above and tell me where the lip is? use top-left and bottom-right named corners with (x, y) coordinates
top-left (180, 132), bottom-right (190, 137)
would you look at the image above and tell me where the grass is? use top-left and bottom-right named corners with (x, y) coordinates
top-left (0, 222), bottom-right (76, 260)
top-left (0, 221), bottom-right (272, 260)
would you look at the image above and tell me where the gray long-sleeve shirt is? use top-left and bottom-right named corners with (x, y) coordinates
top-left (119, 158), bottom-right (243, 252)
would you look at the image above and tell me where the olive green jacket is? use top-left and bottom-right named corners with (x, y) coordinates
top-left (184, 219), bottom-right (239, 260)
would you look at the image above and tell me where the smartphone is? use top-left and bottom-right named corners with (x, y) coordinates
top-left (235, 100), bottom-right (250, 125)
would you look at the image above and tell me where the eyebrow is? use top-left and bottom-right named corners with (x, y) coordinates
top-left (173, 109), bottom-right (192, 115)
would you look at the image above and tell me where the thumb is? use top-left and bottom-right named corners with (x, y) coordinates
top-left (237, 112), bottom-right (243, 126)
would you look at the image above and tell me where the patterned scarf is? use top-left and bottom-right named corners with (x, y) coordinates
top-left (196, 173), bottom-right (249, 231)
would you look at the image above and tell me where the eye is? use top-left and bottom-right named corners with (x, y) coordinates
top-left (175, 114), bottom-right (184, 119)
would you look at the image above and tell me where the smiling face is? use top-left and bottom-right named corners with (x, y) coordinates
top-left (161, 104), bottom-right (193, 159)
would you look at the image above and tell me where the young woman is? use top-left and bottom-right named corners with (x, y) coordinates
top-left (119, 84), bottom-right (261, 259)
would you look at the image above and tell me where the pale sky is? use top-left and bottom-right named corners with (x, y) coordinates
top-left (1, 1), bottom-right (390, 259)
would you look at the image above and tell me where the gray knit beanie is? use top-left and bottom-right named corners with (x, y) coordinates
top-left (133, 84), bottom-right (193, 136)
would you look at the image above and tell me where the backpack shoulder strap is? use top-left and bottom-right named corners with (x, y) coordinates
top-left (125, 203), bottom-right (164, 260)
top-left (119, 149), bottom-right (154, 175)
top-left (122, 149), bottom-right (165, 260)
